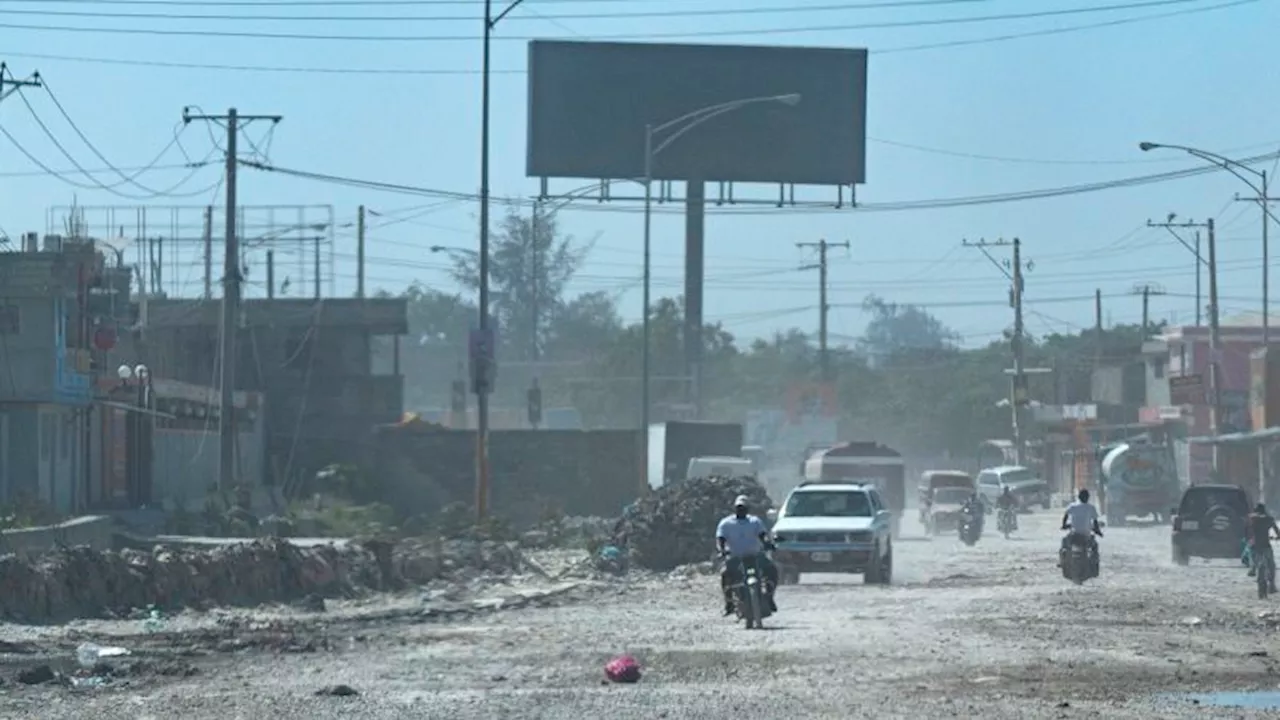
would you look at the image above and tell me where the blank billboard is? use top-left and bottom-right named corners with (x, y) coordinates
top-left (526, 40), bottom-right (868, 187)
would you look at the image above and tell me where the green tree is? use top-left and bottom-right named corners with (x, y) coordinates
top-left (858, 294), bottom-right (961, 360)
top-left (448, 203), bottom-right (594, 360)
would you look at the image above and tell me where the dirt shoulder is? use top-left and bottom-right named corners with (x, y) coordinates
top-left (1, 513), bottom-right (1273, 719)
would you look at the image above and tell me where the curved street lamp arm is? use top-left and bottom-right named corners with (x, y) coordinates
top-left (652, 104), bottom-right (744, 159)
top-left (651, 94), bottom-right (790, 136)
top-left (1178, 146), bottom-right (1266, 195)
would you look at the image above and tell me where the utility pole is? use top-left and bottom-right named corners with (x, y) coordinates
top-left (356, 205), bottom-right (366, 299)
top-left (182, 107), bottom-right (282, 494)
top-left (0, 63), bottom-right (41, 104)
top-left (796, 239), bottom-right (849, 382)
top-left (964, 237), bottom-right (1037, 465)
top-left (1147, 216), bottom-right (1210, 328)
top-left (1234, 176), bottom-right (1278, 344)
top-left (1131, 282), bottom-right (1167, 336)
top-left (530, 200), bottom-right (542, 363)
top-left (1207, 217), bottom-right (1223, 472)
top-left (1094, 289), bottom-right (1103, 365)
top-left (203, 206), bottom-right (213, 299)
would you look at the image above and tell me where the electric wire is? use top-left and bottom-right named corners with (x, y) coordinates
top-left (0, 0), bottom-right (1249, 74)
top-left (0, 0), bottom-right (1250, 41)
top-left (0, 0), bottom-right (1216, 22)
top-left (5, 84), bottom-right (222, 198)
top-left (238, 148), bottom-right (1280, 216)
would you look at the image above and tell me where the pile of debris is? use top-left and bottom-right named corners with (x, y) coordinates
top-left (0, 537), bottom-right (526, 624)
top-left (611, 476), bottom-right (774, 571)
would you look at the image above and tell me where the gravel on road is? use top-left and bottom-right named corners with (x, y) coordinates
top-left (2, 511), bottom-right (1277, 719)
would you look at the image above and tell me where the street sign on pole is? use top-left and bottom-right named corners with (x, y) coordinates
top-left (469, 322), bottom-right (497, 395)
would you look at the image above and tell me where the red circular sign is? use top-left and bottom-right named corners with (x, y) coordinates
top-left (93, 325), bottom-right (117, 351)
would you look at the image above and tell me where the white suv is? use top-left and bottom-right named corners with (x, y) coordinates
top-left (770, 482), bottom-right (894, 585)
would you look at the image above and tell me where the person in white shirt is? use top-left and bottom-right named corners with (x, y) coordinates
top-left (716, 495), bottom-right (778, 616)
top-left (1059, 488), bottom-right (1104, 569)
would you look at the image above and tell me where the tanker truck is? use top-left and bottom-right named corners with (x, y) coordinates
top-left (1100, 441), bottom-right (1181, 527)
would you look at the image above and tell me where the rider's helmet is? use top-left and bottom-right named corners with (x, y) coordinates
top-left (1078, 489), bottom-right (1090, 503)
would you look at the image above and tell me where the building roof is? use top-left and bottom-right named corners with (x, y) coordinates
top-left (137, 297), bottom-right (408, 334)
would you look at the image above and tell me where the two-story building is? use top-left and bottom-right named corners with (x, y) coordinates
top-left (0, 235), bottom-right (103, 512)
top-left (113, 297), bottom-right (408, 492)
top-left (1141, 317), bottom-right (1271, 483)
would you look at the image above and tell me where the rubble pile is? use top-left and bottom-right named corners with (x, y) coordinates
top-left (0, 537), bottom-right (525, 624)
top-left (611, 476), bottom-right (774, 571)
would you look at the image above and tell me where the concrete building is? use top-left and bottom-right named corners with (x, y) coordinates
top-left (0, 235), bottom-right (113, 511)
top-left (113, 297), bottom-right (408, 493)
top-left (1138, 318), bottom-right (1272, 483)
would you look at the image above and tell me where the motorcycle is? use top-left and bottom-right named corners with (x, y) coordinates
top-left (958, 509), bottom-right (982, 546)
top-left (997, 507), bottom-right (1017, 538)
top-left (723, 549), bottom-right (775, 630)
top-left (1252, 535), bottom-right (1278, 600)
top-left (1060, 532), bottom-right (1101, 584)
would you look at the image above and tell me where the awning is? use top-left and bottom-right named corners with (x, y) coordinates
top-left (95, 399), bottom-right (178, 420)
top-left (1188, 427), bottom-right (1280, 446)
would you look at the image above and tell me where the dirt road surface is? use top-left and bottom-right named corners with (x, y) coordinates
top-left (4, 510), bottom-right (1280, 719)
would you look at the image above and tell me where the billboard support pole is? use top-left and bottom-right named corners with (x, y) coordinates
top-left (641, 124), bottom-right (653, 496)
top-left (685, 181), bottom-right (704, 418)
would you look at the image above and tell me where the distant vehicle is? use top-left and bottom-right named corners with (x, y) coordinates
top-left (1171, 483), bottom-right (1250, 566)
top-left (803, 442), bottom-right (905, 537)
top-left (928, 487), bottom-right (971, 535)
top-left (977, 465), bottom-right (1051, 511)
top-left (647, 421), bottom-right (743, 490)
top-left (770, 482), bottom-right (894, 586)
top-left (740, 445), bottom-right (766, 474)
top-left (686, 455), bottom-right (755, 480)
top-left (1100, 442), bottom-right (1180, 526)
top-left (918, 470), bottom-right (975, 524)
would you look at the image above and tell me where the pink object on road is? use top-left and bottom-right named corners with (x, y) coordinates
top-left (604, 655), bottom-right (642, 683)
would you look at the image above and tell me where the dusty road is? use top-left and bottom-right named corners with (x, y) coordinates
top-left (4, 510), bottom-right (1280, 719)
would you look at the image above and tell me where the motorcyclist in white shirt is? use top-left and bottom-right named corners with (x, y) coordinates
top-left (1059, 488), bottom-right (1104, 570)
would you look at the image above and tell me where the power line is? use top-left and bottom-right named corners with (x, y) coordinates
top-left (869, 136), bottom-right (1280, 167)
top-left (0, 0), bottom-right (1214, 21)
top-left (0, 0), bottom-right (1249, 73)
top-left (39, 77), bottom-right (194, 195)
top-left (0, 0), bottom-right (1005, 7)
top-left (239, 147), bottom-right (1280, 216)
top-left (0, 0), bottom-right (1249, 41)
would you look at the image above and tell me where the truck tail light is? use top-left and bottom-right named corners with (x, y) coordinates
top-left (1172, 515), bottom-right (1182, 532)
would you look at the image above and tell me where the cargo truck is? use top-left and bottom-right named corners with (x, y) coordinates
top-left (646, 421), bottom-right (744, 490)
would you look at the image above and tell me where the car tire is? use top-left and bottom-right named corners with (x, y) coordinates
top-left (866, 542), bottom-right (891, 585)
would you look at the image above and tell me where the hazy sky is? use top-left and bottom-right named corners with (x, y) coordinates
top-left (1, 0), bottom-right (1277, 348)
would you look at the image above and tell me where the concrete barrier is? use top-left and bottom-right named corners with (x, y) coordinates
top-left (0, 516), bottom-right (115, 559)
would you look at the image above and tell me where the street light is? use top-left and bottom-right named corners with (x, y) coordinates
top-left (474, 0), bottom-right (527, 520)
top-left (1139, 141), bottom-right (1278, 344)
top-left (430, 245), bottom-right (479, 258)
top-left (639, 92), bottom-right (801, 494)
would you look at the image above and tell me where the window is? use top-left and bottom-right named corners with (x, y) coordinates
top-left (1000, 469), bottom-right (1035, 484)
top-left (1153, 358), bottom-right (1166, 379)
top-left (0, 304), bottom-right (18, 334)
top-left (978, 472), bottom-right (998, 486)
top-left (783, 491), bottom-right (872, 518)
